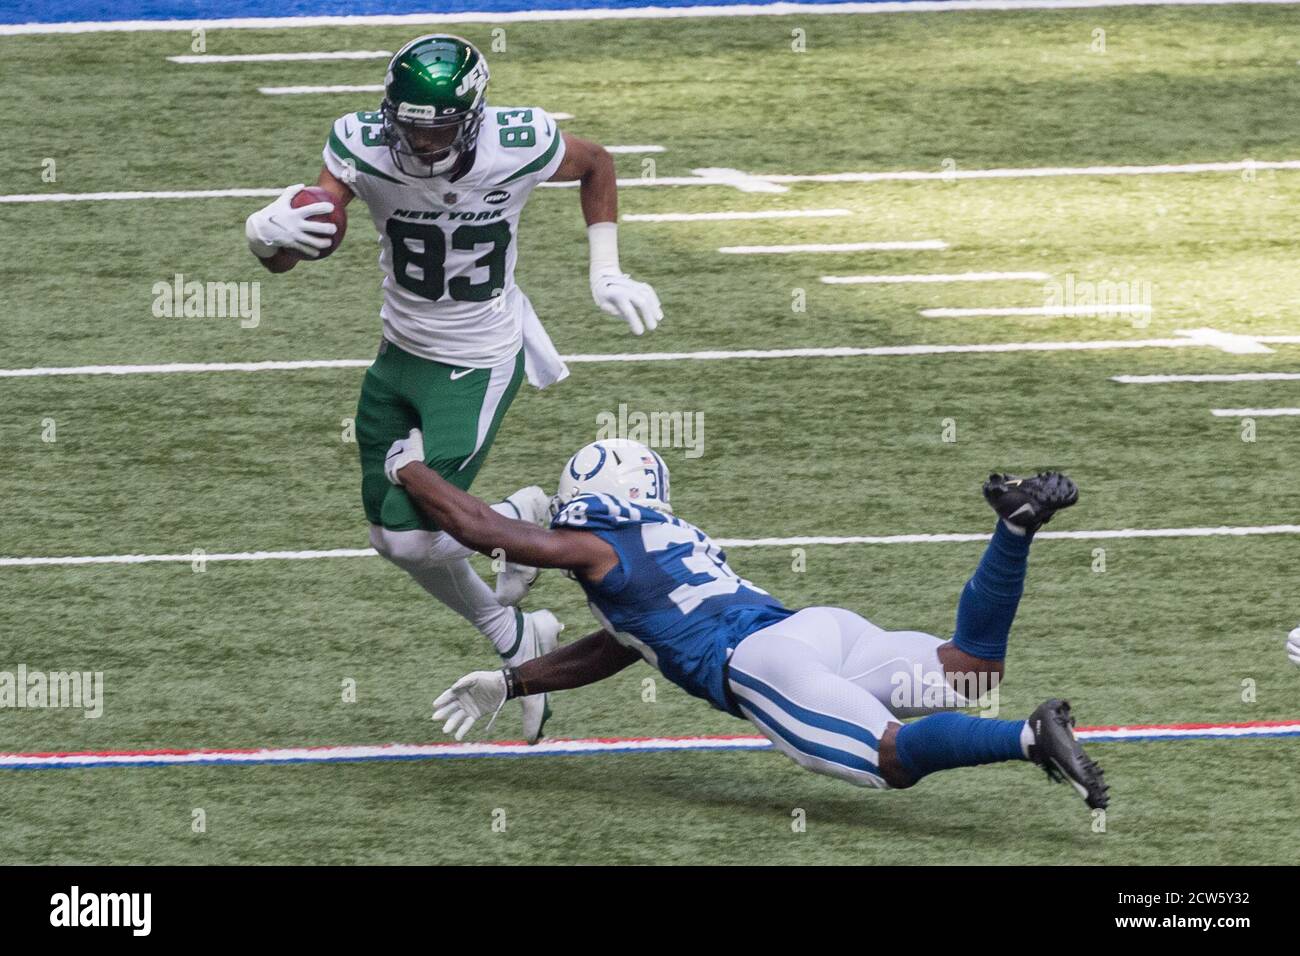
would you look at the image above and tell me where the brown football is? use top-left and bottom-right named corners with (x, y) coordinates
top-left (287, 185), bottom-right (347, 260)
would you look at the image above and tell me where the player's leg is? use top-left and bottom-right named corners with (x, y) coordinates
top-left (358, 345), bottom-right (560, 741)
top-left (729, 607), bottom-right (1107, 806)
top-left (356, 343), bottom-right (526, 655)
top-left (728, 608), bottom-right (1030, 787)
top-left (940, 471), bottom-right (1081, 682)
top-left (860, 471), bottom-right (1084, 716)
top-left (727, 608), bottom-right (894, 788)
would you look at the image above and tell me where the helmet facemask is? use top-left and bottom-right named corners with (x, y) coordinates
top-left (381, 99), bottom-right (484, 178)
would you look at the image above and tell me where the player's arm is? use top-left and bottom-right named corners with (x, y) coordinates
top-left (386, 429), bottom-right (617, 581)
top-left (550, 132), bottom-right (663, 336)
top-left (244, 169), bottom-right (354, 274)
top-left (512, 628), bottom-right (641, 696)
top-left (433, 628), bottom-right (640, 740)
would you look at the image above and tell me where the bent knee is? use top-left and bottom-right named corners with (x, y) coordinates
top-left (369, 525), bottom-right (460, 568)
top-left (937, 641), bottom-right (1006, 683)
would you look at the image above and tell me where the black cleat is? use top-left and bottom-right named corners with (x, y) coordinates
top-left (983, 471), bottom-right (1078, 533)
top-left (1026, 699), bottom-right (1109, 810)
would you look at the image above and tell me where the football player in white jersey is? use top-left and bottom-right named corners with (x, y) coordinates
top-left (242, 34), bottom-right (663, 743)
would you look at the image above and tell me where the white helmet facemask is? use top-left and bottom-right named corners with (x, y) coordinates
top-left (551, 439), bottom-right (672, 518)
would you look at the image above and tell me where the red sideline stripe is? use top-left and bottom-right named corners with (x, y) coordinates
top-left (5, 721), bottom-right (1297, 761)
top-left (1080, 719), bottom-right (1299, 732)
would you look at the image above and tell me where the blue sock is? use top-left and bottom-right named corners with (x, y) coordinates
top-left (950, 521), bottom-right (1031, 660)
top-left (894, 712), bottom-right (1028, 781)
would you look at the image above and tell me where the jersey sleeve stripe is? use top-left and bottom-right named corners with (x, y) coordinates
top-left (327, 129), bottom-right (403, 185)
top-left (493, 127), bottom-right (563, 186)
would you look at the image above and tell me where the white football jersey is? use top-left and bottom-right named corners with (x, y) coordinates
top-left (322, 105), bottom-right (567, 367)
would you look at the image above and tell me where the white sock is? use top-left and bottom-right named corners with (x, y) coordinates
top-left (369, 525), bottom-right (521, 655)
top-left (1019, 720), bottom-right (1035, 758)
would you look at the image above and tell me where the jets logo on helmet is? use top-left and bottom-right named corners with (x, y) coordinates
top-left (455, 60), bottom-right (489, 100)
top-left (380, 34), bottom-right (490, 179)
top-left (552, 439), bottom-right (672, 518)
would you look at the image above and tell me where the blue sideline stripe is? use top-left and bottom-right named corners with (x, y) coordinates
top-left (1, 727), bottom-right (1297, 770)
top-left (3, 0), bottom-right (886, 27)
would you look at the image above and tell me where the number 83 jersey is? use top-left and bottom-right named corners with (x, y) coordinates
top-left (322, 105), bottom-right (567, 368)
top-left (552, 493), bottom-right (794, 715)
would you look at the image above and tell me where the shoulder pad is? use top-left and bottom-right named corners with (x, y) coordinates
top-left (487, 107), bottom-right (566, 187)
top-left (323, 112), bottom-right (405, 186)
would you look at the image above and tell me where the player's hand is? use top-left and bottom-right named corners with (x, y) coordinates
top-left (384, 428), bottom-right (425, 485)
top-left (433, 670), bottom-right (509, 740)
top-left (245, 183), bottom-right (337, 259)
top-left (591, 272), bottom-right (662, 336)
top-left (1288, 626), bottom-right (1300, 666)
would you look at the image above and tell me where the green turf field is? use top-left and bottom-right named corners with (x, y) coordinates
top-left (1, 5), bottom-right (1298, 865)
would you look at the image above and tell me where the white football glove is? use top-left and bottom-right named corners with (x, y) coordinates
top-left (384, 428), bottom-right (425, 485)
top-left (587, 222), bottom-right (662, 336)
top-left (1287, 626), bottom-right (1300, 666)
top-left (433, 670), bottom-right (509, 740)
top-left (591, 272), bottom-right (663, 336)
top-left (245, 183), bottom-right (337, 259)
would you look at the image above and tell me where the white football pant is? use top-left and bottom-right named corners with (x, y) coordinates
top-left (727, 606), bottom-right (970, 789)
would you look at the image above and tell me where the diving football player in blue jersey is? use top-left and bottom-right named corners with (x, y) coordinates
top-left (384, 432), bottom-right (1108, 809)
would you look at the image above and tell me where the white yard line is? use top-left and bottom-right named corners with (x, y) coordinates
top-left (0, 359), bottom-right (372, 378)
top-left (8, 0), bottom-right (1300, 37)
top-left (7, 156), bottom-right (1296, 204)
top-left (5, 524), bottom-right (1298, 568)
top-left (721, 240), bottom-right (945, 253)
top-left (627, 209), bottom-right (852, 222)
top-left (169, 50), bottom-right (392, 63)
top-left (1113, 372), bottom-right (1300, 384)
top-left (1211, 407), bottom-right (1300, 417)
top-left (824, 271), bottom-right (1048, 285)
top-left (4, 329), bottom-right (1299, 380)
top-left (922, 305), bottom-right (1152, 317)
top-left (606, 145), bottom-right (665, 154)
top-left (764, 159), bottom-right (1300, 184)
top-left (0, 188), bottom-right (283, 204)
top-left (259, 83), bottom-right (383, 95)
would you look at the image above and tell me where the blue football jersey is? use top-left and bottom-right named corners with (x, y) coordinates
top-left (550, 492), bottom-right (793, 714)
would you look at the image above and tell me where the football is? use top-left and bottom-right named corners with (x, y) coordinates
top-left (287, 185), bottom-right (346, 259)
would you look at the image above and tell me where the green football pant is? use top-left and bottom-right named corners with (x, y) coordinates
top-left (356, 339), bottom-right (525, 531)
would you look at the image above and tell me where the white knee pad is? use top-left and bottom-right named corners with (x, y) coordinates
top-left (368, 524), bottom-right (473, 568)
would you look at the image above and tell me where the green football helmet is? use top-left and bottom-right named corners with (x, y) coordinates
top-left (381, 34), bottom-right (490, 178)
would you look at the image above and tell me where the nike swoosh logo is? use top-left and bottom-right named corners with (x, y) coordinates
top-left (449, 368), bottom-right (475, 380)
top-left (343, 123), bottom-right (353, 138)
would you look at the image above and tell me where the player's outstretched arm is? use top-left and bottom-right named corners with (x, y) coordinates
top-left (244, 169), bottom-right (354, 273)
top-left (550, 132), bottom-right (663, 335)
top-left (387, 430), bottom-right (617, 580)
top-left (433, 629), bottom-right (640, 740)
top-left (511, 628), bottom-right (641, 695)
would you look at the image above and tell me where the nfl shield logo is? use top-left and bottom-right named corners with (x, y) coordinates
top-left (443, 192), bottom-right (458, 204)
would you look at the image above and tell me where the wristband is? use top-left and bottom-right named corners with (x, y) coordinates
top-left (502, 666), bottom-right (525, 700)
top-left (587, 221), bottom-right (621, 281)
